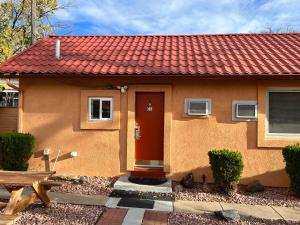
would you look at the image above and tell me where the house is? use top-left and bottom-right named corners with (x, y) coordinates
top-left (0, 33), bottom-right (300, 187)
top-left (0, 79), bottom-right (19, 132)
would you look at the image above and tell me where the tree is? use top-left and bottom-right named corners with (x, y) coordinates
top-left (0, 0), bottom-right (63, 63)
top-left (262, 24), bottom-right (297, 33)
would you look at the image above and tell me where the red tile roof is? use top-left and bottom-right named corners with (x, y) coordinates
top-left (0, 33), bottom-right (300, 77)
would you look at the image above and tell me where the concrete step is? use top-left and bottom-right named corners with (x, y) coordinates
top-left (113, 176), bottom-right (172, 193)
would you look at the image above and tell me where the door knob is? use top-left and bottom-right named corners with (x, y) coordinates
top-left (135, 125), bottom-right (141, 140)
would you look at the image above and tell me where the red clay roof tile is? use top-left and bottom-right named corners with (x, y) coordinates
top-left (0, 33), bottom-right (300, 77)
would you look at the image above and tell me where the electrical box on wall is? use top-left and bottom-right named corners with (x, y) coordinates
top-left (43, 149), bottom-right (50, 160)
top-left (70, 151), bottom-right (78, 158)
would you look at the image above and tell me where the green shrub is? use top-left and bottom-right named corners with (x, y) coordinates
top-left (282, 143), bottom-right (300, 196)
top-left (0, 132), bottom-right (35, 171)
top-left (208, 149), bottom-right (244, 193)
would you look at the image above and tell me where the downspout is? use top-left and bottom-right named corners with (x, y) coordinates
top-left (6, 78), bottom-right (22, 132)
top-left (6, 79), bottom-right (19, 91)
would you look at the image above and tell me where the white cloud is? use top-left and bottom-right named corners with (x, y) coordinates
top-left (54, 0), bottom-right (300, 35)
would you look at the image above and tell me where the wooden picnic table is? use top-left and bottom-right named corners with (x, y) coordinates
top-left (0, 170), bottom-right (57, 215)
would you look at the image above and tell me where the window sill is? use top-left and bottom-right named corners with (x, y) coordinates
top-left (81, 119), bottom-right (120, 130)
top-left (258, 135), bottom-right (300, 148)
top-left (266, 134), bottom-right (300, 139)
top-left (232, 118), bottom-right (257, 122)
top-left (182, 114), bottom-right (210, 119)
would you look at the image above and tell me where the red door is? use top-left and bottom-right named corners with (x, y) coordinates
top-left (135, 92), bottom-right (164, 165)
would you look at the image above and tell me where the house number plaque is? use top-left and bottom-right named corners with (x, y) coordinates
top-left (147, 102), bottom-right (153, 112)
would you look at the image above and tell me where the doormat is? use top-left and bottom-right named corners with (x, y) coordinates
top-left (128, 176), bottom-right (167, 185)
top-left (110, 190), bottom-right (175, 201)
top-left (117, 198), bottom-right (154, 209)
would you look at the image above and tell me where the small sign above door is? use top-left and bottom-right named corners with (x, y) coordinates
top-left (147, 102), bottom-right (153, 112)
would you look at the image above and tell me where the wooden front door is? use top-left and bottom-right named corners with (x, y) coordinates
top-left (135, 92), bottom-right (164, 166)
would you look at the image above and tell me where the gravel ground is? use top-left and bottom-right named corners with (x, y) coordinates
top-left (14, 203), bottom-right (104, 225)
top-left (174, 182), bottom-right (300, 207)
top-left (168, 212), bottom-right (299, 225)
top-left (52, 176), bottom-right (118, 196)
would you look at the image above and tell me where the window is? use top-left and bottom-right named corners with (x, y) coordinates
top-left (268, 91), bottom-right (300, 134)
top-left (185, 98), bottom-right (211, 116)
top-left (0, 90), bottom-right (18, 108)
top-left (232, 100), bottom-right (257, 120)
top-left (88, 97), bottom-right (112, 121)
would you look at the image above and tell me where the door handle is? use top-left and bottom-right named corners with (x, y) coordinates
top-left (135, 125), bottom-right (141, 140)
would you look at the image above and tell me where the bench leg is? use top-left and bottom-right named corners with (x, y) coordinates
top-left (3, 187), bottom-right (23, 215)
top-left (3, 187), bottom-right (37, 215)
top-left (32, 182), bottom-right (50, 206)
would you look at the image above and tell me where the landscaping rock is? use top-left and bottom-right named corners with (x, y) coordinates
top-left (180, 173), bottom-right (195, 188)
top-left (173, 181), bottom-right (300, 208)
top-left (52, 176), bottom-right (118, 196)
top-left (214, 209), bottom-right (240, 222)
top-left (246, 180), bottom-right (265, 193)
top-left (174, 184), bottom-right (183, 193)
top-left (79, 176), bottom-right (89, 184)
top-left (200, 183), bottom-right (210, 193)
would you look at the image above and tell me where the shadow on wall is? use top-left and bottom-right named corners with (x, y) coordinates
top-left (240, 168), bottom-right (289, 187)
top-left (171, 166), bottom-right (212, 183)
top-left (171, 167), bottom-right (290, 188)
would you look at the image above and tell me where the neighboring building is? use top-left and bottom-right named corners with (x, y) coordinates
top-left (0, 79), bottom-right (19, 132)
top-left (0, 33), bottom-right (299, 187)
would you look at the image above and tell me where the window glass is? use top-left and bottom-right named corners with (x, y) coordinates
top-left (185, 98), bottom-right (211, 116)
top-left (89, 97), bottom-right (112, 121)
top-left (0, 91), bottom-right (19, 107)
top-left (91, 99), bottom-right (100, 119)
top-left (236, 104), bottom-right (256, 117)
top-left (269, 92), bottom-right (300, 134)
top-left (189, 101), bottom-right (207, 115)
top-left (102, 100), bottom-right (111, 119)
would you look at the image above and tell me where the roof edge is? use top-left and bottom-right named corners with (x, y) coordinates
top-left (2, 72), bottom-right (300, 80)
top-left (48, 32), bottom-right (300, 38)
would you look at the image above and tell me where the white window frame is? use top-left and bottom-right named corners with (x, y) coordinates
top-left (0, 90), bottom-right (19, 108)
top-left (232, 100), bottom-right (257, 121)
top-left (88, 97), bottom-right (113, 121)
top-left (184, 98), bottom-right (211, 116)
top-left (266, 88), bottom-right (300, 137)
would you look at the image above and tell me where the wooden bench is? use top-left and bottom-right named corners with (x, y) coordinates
top-left (40, 180), bottom-right (63, 191)
top-left (0, 202), bottom-right (7, 209)
top-left (0, 214), bottom-right (20, 225)
top-left (0, 171), bottom-right (59, 215)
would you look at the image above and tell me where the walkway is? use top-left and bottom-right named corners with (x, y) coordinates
top-left (1, 185), bottom-right (300, 224)
top-left (174, 200), bottom-right (300, 222)
top-left (96, 208), bottom-right (168, 225)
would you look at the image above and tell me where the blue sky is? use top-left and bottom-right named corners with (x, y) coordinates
top-left (53, 0), bottom-right (300, 35)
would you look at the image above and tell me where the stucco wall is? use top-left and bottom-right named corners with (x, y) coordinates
top-left (20, 78), bottom-right (300, 187)
top-left (0, 107), bottom-right (18, 132)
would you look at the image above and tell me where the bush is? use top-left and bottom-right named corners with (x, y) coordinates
top-left (0, 132), bottom-right (35, 171)
top-left (208, 149), bottom-right (244, 193)
top-left (282, 143), bottom-right (300, 196)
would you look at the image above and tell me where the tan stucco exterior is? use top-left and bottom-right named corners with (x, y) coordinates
top-left (19, 77), bottom-right (300, 187)
top-left (0, 107), bottom-right (18, 132)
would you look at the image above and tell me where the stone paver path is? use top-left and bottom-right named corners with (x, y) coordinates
top-left (96, 209), bottom-right (168, 225)
top-left (106, 197), bottom-right (173, 212)
top-left (142, 211), bottom-right (168, 225)
top-left (1, 187), bottom-right (300, 223)
top-left (174, 200), bottom-right (300, 222)
top-left (96, 208), bottom-right (128, 225)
